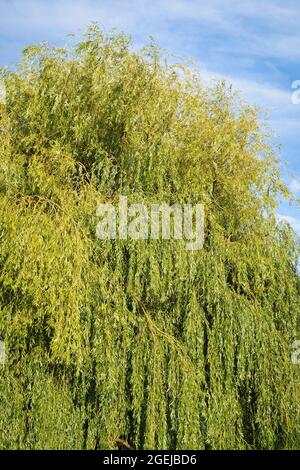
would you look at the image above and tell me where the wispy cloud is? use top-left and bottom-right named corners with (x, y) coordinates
top-left (290, 178), bottom-right (300, 195)
top-left (2, 0), bottom-right (300, 60)
top-left (277, 214), bottom-right (300, 235)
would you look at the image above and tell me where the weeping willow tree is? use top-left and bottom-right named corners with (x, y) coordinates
top-left (0, 25), bottom-right (299, 450)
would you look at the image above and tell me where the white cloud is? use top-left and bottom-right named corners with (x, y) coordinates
top-left (290, 179), bottom-right (300, 194)
top-left (1, 0), bottom-right (300, 61)
top-left (277, 214), bottom-right (300, 235)
top-left (200, 66), bottom-right (290, 107)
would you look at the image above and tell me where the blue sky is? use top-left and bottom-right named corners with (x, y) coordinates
top-left (0, 0), bottom-right (299, 233)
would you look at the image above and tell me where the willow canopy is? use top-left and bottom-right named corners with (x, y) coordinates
top-left (0, 26), bottom-right (299, 450)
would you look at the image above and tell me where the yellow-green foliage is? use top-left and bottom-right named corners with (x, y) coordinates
top-left (0, 25), bottom-right (299, 449)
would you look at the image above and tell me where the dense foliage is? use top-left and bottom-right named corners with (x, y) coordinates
top-left (0, 26), bottom-right (299, 449)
